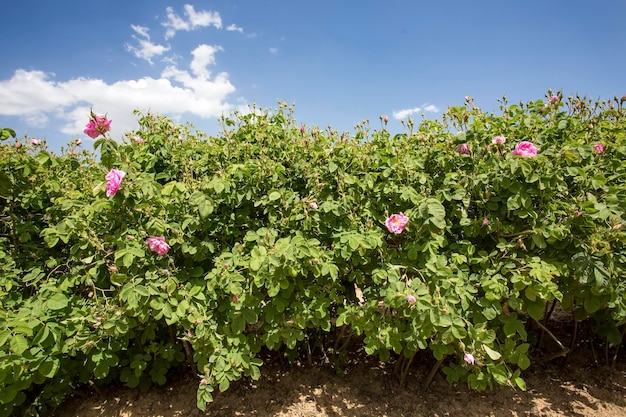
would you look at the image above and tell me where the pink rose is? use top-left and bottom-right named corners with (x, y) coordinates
top-left (105, 169), bottom-right (125, 197)
top-left (385, 212), bottom-right (409, 234)
top-left (146, 236), bottom-right (169, 255)
top-left (491, 135), bottom-right (506, 145)
top-left (405, 295), bottom-right (416, 304)
top-left (482, 218), bottom-right (490, 226)
top-left (31, 139), bottom-right (42, 145)
top-left (76, 138), bottom-right (82, 146)
top-left (512, 141), bottom-right (537, 157)
top-left (549, 95), bottom-right (560, 104)
top-left (465, 96), bottom-right (471, 102)
top-left (464, 353), bottom-right (475, 365)
top-left (309, 202), bottom-right (318, 210)
top-left (455, 143), bottom-right (470, 155)
top-left (593, 142), bottom-right (604, 154)
top-left (84, 113), bottom-right (112, 139)
top-left (300, 125), bottom-right (305, 134)
top-left (383, 115), bottom-right (389, 123)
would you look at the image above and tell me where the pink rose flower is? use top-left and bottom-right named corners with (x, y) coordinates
top-left (455, 143), bottom-right (470, 155)
top-left (464, 353), bottom-right (475, 365)
top-left (31, 139), bottom-right (42, 145)
top-left (383, 115), bottom-right (389, 123)
top-left (405, 295), bottom-right (417, 304)
top-left (385, 212), bottom-right (409, 234)
top-left (482, 218), bottom-right (490, 226)
top-left (491, 135), bottom-right (506, 145)
top-left (549, 95), bottom-right (560, 104)
top-left (146, 236), bottom-right (170, 255)
top-left (512, 141), bottom-right (537, 157)
top-left (593, 142), bottom-right (604, 154)
top-left (76, 138), bottom-right (82, 146)
top-left (465, 96), bottom-right (471, 102)
top-left (84, 113), bottom-right (112, 139)
top-left (105, 169), bottom-right (125, 197)
top-left (309, 202), bottom-right (318, 210)
top-left (300, 125), bottom-right (305, 134)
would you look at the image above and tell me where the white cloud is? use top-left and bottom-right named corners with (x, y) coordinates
top-left (423, 104), bottom-right (440, 112)
top-left (269, 47), bottom-right (278, 55)
top-left (226, 24), bottom-right (244, 33)
top-left (125, 24), bottom-right (170, 64)
top-left (163, 4), bottom-right (222, 39)
top-left (190, 44), bottom-right (223, 78)
top-left (392, 104), bottom-right (439, 120)
top-left (392, 107), bottom-right (422, 120)
top-left (0, 62), bottom-right (236, 141)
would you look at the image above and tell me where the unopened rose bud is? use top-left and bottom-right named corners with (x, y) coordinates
top-left (15, 141), bottom-right (21, 149)
top-left (108, 266), bottom-right (117, 273)
top-left (127, 235), bottom-right (135, 241)
top-left (465, 96), bottom-right (471, 102)
top-left (549, 95), bottom-right (560, 104)
top-left (383, 115), bottom-right (389, 123)
top-left (232, 295), bottom-right (239, 302)
top-left (405, 295), bottom-right (416, 304)
top-left (309, 202), bottom-right (318, 210)
top-left (300, 125), bottom-right (305, 134)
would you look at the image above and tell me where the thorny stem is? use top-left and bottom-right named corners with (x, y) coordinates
top-left (424, 357), bottom-right (445, 390)
top-left (533, 319), bottom-right (569, 361)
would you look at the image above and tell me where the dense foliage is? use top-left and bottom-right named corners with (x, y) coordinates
top-left (1, 93), bottom-right (625, 416)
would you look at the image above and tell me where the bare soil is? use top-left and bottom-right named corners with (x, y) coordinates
top-left (51, 310), bottom-right (626, 417)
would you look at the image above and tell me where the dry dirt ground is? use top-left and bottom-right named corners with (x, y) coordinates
top-left (51, 312), bottom-right (626, 417)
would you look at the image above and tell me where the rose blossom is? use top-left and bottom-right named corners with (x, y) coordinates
top-left (491, 135), bottom-right (506, 145)
top-left (146, 236), bottom-right (170, 255)
top-left (512, 141), bottom-right (537, 157)
top-left (455, 143), bottom-right (470, 154)
top-left (385, 212), bottom-right (409, 234)
top-left (464, 353), bottom-right (475, 365)
top-left (84, 114), bottom-right (112, 139)
top-left (593, 142), bottom-right (604, 154)
top-left (383, 115), bottom-right (389, 123)
top-left (549, 95), bottom-right (560, 104)
top-left (309, 202), bottom-right (318, 210)
top-left (105, 169), bottom-right (125, 197)
top-left (405, 295), bottom-right (417, 304)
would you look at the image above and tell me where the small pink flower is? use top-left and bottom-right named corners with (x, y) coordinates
top-left (105, 169), bottom-right (125, 197)
top-left (385, 212), bottom-right (409, 234)
top-left (512, 141), bottom-right (537, 158)
top-left (455, 143), bottom-right (470, 155)
top-left (593, 142), bottom-right (604, 154)
top-left (383, 115), bottom-right (389, 123)
top-left (464, 353), bottom-right (475, 365)
top-left (492, 135), bottom-right (506, 145)
top-left (76, 138), bottom-right (82, 146)
top-left (300, 125), bottom-right (305, 133)
top-left (574, 210), bottom-right (581, 217)
top-left (309, 202), bottom-right (318, 210)
top-left (146, 236), bottom-right (169, 255)
top-left (108, 265), bottom-right (118, 273)
top-left (133, 135), bottom-right (145, 144)
top-left (31, 139), bottom-right (42, 145)
top-left (405, 295), bottom-right (416, 304)
top-left (465, 96), bottom-right (471, 102)
top-left (15, 141), bottom-right (21, 149)
top-left (549, 95), bottom-right (560, 104)
top-left (200, 378), bottom-right (209, 385)
top-left (84, 113), bottom-right (112, 139)
top-left (232, 295), bottom-right (239, 303)
top-left (482, 218), bottom-right (490, 226)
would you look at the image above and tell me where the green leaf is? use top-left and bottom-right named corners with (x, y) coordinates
top-left (483, 345), bottom-right (502, 360)
top-left (268, 191), bottom-right (281, 201)
top-left (46, 293), bottom-right (69, 310)
top-left (10, 335), bottom-right (28, 355)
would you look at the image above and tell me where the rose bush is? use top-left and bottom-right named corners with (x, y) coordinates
top-left (0, 92), bottom-right (625, 416)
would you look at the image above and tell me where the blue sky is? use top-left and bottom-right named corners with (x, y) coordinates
top-left (1, 1), bottom-right (625, 151)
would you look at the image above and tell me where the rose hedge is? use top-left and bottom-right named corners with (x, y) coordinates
top-left (1, 94), bottom-right (625, 416)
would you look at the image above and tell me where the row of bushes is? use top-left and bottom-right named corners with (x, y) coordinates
top-left (1, 93), bottom-right (625, 416)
